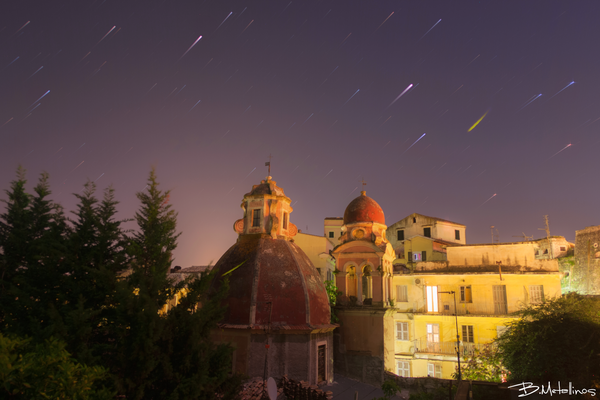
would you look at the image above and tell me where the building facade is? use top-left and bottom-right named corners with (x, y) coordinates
top-left (331, 199), bottom-right (563, 382)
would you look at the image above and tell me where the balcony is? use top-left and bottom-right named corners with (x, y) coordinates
top-left (413, 301), bottom-right (512, 316)
top-left (414, 339), bottom-right (482, 356)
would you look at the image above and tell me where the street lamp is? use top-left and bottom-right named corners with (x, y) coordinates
top-left (439, 291), bottom-right (461, 381)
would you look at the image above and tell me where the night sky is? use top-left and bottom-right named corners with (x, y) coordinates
top-left (1, 1), bottom-right (599, 266)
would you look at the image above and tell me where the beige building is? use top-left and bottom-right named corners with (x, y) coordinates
top-left (294, 231), bottom-right (336, 282)
top-left (387, 213), bottom-right (466, 253)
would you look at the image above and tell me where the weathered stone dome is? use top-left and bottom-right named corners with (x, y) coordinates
top-left (210, 234), bottom-right (332, 330)
top-left (343, 191), bottom-right (385, 225)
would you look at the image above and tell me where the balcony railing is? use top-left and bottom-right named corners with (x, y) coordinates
top-left (414, 301), bottom-right (511, 316)
top-left (414, 339), bottom-right (482, 356)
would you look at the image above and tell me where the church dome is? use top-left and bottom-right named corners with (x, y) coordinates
top-left (343, 191), bottom-right (385, 225)
top-left (210, 235), bottom-right (332, 329)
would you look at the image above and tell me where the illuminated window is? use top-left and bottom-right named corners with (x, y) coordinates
top-left (462, 325), bottom-right (474, 343)
top-left (252, 209), bottom-right (261, 227)
top-left (396, 285), bottom-right (408, 302)
top-left (530, 285), bottom-right (544, 303)
top-left (396, 322), bottom-right (409, 340)
top-left (283, 213), bottom-right (288, 229)
top-left (426, 286), bottom-right (438, 312)
top-left (426, 324), bottom-right (440, 352)
top-left (397, 230), bottom-right (404, 240)
top-left (460, 286), bottom-right (472, 303)
top-left (396, 361), bottom-right (410, 377)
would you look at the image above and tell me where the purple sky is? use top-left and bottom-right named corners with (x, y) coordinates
top-left (1, 1), bottom-right (598, 266)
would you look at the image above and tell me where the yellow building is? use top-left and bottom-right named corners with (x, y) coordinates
top-left (294, 231), bottom-right (336, 282)
top-left (332, 201), bottom-right (563, 382)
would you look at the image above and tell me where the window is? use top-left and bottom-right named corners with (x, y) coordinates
top-left (462, 325), bottom-right (474, 343)
top-left (396, 361), bottom-right (410, 377)
top-left (426, 324), bottom-right (440, 352)
top-left (252, 209), bottom-right (261, 227)
top-left (397, 230), bottom-right (404, 241)
top-left (427, 363), bottom-right (442, 378)
top-left (426, 286), bottom-right (439, 312)
top-left (413, 253), bottom-right (421, 261)
top-left (455, 230), bottom-right (460, 240)
top-left (543, 249), bottom-right (548, 254)
top-left (422, 251), bottom-right (427, 262)
top-left (283, 213), bottom-right (288, 229)
top-left (396, 285), bottom-right (408, 302)
top-left (560, 246), bottom-right (566, 251)
top-left (408, 251), bottom-right (412, 262)
top-left (413, 217), bottom-right (417, 223)
top-left (493, 285), bottom-right (508, 314)
top-left (396, 322), bottom-right (409, 340)
top-left (423, 227), bottom-right (431, 238)
top-left (329, 231), bottom-right (334, 238)
top-left (530, 285), bottom-right (544, 303)
top-left (460, 286), bottom-right (472, 303)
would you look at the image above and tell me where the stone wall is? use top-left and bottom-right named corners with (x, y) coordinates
top-left (574, 225), bottom-right (600, 295)
top-left (333, 331), bottom-right (384, 386)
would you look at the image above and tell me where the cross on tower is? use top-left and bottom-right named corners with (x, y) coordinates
top-left (265, 154), bottom-right (272, 176)
top-left (360, 177), bottom-right (367, 190)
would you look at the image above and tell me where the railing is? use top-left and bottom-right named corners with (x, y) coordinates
top-left (414, 339), bottom-right (482, 356)
top-left (414, 301), bottom-right (510, 316)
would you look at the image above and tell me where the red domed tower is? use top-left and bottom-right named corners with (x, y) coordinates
top-left (210, 176), bottom-right (336, 384)
top-left (332, 191), bottom-right (395, 306)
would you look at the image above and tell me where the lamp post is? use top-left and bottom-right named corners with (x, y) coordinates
top-left (439, 291), bottom-right (461, 381)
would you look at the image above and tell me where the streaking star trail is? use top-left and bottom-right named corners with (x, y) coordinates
top-left (343, 89), bottom-right (360, 106)
top-left (519, 94), bottom-right (542, 111)
top-left (385, 84), bottom-right (413, 110)
top-left (479, 193), bottom-right (497, 207)
top-left (548, 143), bottom-right (572, 160)
top-left (548, 81), bottom-right (575, 101)
top-left (401, 133), bottom-right (426, 155)
top-left (420, 19), bottom-right (441, 40)
top-left (468, 110), bottom-right (489, 132)
top-left (179, 35), bottom-right (203, 61)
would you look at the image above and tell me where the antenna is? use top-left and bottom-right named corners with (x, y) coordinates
top-left (512, 232), bottom-right (533, 241)
top-left (490, 226), bottom-right (499, 243)
top-left (265, 154), bottom-right (272, 176)
top-left (538, 215), bottom-right (553, 259)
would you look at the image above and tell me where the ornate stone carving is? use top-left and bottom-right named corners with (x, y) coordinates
top-left (288, 223), bottom-right (298, 237)
top-left (234, 219), bottom-right (244, 233)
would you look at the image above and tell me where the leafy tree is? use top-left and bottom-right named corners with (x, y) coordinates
top-left (496, 293), bottom-right (600, 387)
top-left (324, 279), bottom-right (341, 323)
top-left (461, 343), bottom-right (504, 382)
top-left (0, 333), bottom-right (113, 399)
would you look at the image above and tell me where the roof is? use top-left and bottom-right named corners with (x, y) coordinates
top-left (209, 234), bottom-right (334, 330)
top-left (343, 191), bottom-right (385, 225)
top-left (392, 212), bottom-right (465, 227)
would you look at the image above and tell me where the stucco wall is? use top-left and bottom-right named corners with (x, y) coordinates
top-left (294, 232), bottom-right (335, 281)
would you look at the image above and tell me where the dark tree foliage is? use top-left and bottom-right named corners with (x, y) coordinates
top-left (0, 168), bottom-right (70, 340)
top-left (111, 167), bottom-right (241, 399)
top-left (0, 167), bottom-right (241, 399)
top-left (497, 293), bottom-right (600, 387)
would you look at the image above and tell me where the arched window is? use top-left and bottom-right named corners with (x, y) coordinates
top-left (362, 265), bottom-right (372, 300)
top-left (346, 266), bottom-right (357, 297)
